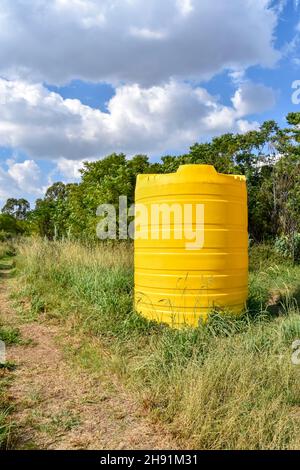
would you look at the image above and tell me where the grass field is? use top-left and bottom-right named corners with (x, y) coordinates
top-left (0, 242), bottom-right (19, 449)
top-left (3, 238), bottom-right (300, 449)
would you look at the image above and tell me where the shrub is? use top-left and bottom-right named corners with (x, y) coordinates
top-left (274, 233), bottom-right (300, 262)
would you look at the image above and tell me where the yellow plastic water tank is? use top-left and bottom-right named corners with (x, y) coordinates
top-left (134, 164), bottom-right (248, 327)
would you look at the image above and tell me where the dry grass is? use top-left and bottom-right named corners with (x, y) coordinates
top-left (10, 238), bottom-right (300, 449)
top-left (0, 249), bottom-right (18, 449)
top-left (0, 242), bottom-right (15, 261)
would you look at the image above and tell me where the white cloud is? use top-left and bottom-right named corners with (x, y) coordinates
top-left (0, 0), bottom-right (283, 205)
top-left (130, 27), bottom-right (167, 40)
top-left (54, 0), bottom-right (106, 28)
top-left (0, 78), bottom-right (274, 161)
top-left (0, 167), bottom-right (18, 204)
top-left (232, 82), bottom-right (276, 116)
top-left (229, 70), bottom-right (246, 85)
top-left (0, 0), bottom-right (280, 85)
top-left (56, 158), bottom-right (85, 180)
top-left (176, 0), bottom-right (194, 16)
top-left (7, 159), bottom-right (41, 194)
top-left (0, 159), bottom-right (43, 207)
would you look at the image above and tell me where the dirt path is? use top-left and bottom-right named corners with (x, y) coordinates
top-left (0, 263), bottom-right (175, 450)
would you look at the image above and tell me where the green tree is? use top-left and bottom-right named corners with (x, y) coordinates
top-left (2, 198), bottom-right (30, 220)
top-left (23, 112), bottom-right (300, 246)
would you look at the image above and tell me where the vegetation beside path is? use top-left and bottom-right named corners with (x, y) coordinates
top-left (0, 241), bottom-right (174, 450)
top-left (0, 243), bottom-right (18, 448)
top-left (6, 238), bottom-right (300, 449)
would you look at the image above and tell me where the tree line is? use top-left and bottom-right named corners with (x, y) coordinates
top-left (1, 112), bottom-right (300, 258)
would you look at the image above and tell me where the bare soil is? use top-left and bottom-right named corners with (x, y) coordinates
top-left (0, 264), bottom-right (175, 450)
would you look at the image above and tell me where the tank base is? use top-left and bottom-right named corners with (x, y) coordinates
top-left (135, 304), bottom-right (245, 328)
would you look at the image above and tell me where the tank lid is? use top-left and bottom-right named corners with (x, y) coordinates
top-left (176, 164), bottom-right (246, 182)
top-left (176, 164), bottom-right (217, 176)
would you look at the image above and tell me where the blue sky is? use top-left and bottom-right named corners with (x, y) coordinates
top-left (0, 0), bottom-right (299, 207)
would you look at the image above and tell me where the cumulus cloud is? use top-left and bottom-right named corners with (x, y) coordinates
top-left (0, 0), bottom-right (280, 85)
top-left (0, 78), bottom-right (275, 161)
top-left (232, 82), bottom-right (276, 116)
top-left (7, 159), bottom-right (42, 194)
top-left (0, 167), bottom-right (17, 203)
top-left (56, 158), bottom-right (85, 180)
top-left (0, 159), bottom-right (43, 206)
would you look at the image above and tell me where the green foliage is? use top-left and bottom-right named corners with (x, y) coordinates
top-left (1, 198), bottom-right (30, 220)
top-left (0, 241), bottom-right (15, 259)
top-left (0, 198), bottom-right (31, 239)
top-left (13, 239), bottom-right (300, 449)
top-left (0, 325), bottom-right (22, 345)
top-left (28, 153), bottom-right (158, 241)
top-left (7, 112), bottom-right (300, 248)
top-left (275, 233), bottom-right (300, 262)
top-left (0, 214), bottom-right (27, 239)
top-left (249, 243), bottom-right (289, 272)
top-left (29, 182), bottom-right (76, 239)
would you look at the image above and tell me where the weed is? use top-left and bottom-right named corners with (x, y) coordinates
top-left (0, 325), bottom-right (23, 345)
top-left (11, 239), bottom-right (300, 449)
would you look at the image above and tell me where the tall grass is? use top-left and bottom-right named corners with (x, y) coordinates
top-left (0, 242), bottom-right (15, 261)
top-left (0, 242), bottom-right (16, 449)
top-left (12, 239), bottom-right (300, 449)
